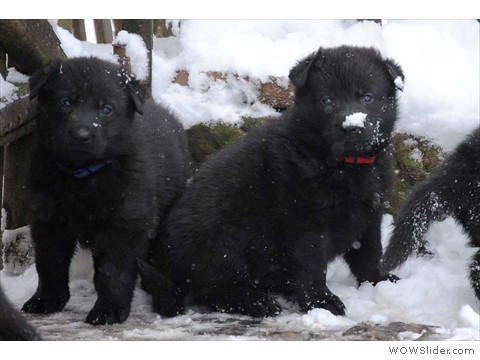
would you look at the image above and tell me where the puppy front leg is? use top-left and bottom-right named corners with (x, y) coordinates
top-left (288, 231), bottom-right (346, 316)
top-left (344, 214), bottom-right (398, 285)
top-left (23, 222), bottom-right (76, 314)
top-left (86, 231), bottom-right (142, 325)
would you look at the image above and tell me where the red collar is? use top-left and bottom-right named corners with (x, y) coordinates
top-left (336, 155), bottom-right (377, 165)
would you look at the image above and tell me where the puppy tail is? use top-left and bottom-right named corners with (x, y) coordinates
top-left (469, 249), bottom-right (480, 301)
top-left (381, 173), bottom-right (448, 272)
top-left (137, 258), bottom-right (185, 317)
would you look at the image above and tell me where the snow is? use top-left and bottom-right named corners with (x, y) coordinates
top-left (6, 67), bottom-right (29, 83)
top-left (113, 30), bottom-right (149, 81)
top-left (410, 148), bottom-right (423, 162)
top-left (394, 76), bottom-right (404, 91)
top-left (1, 19), bottom-right (479, 341)
top-left (1, 226), bottom-right (34, 276)
top-left (343, 112), bottom-right (367, 128)
top-left (0, 74), bottom-right (18, 109)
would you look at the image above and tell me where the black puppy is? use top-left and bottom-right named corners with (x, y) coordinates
top-left (382, 127), bottom-right (480, 300)
top-left (0, 285), bottom-right (41, 340)
top-left (144, 46), bottom-right (403, 317)
top-left (22, 57), bottom-right (188, 325)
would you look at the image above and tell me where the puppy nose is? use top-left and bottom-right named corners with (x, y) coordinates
top-left (69, 127), bottom-right (92, 142)
top-left (343, 126), bottom-right (363, 135)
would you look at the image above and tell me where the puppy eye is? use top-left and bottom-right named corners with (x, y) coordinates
top-left (321, 96), bottom-right (333, 106)
top-left (101, 105), bottom-right (113, 116)
top-left (59, 97), bottom-right (72, 108)
top-left (361, 93), bottom-right (374, 104)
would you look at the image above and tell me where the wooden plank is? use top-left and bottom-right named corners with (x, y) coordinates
top-left (0, 19), bottom-right (66, 75)
top-left (121, 20), bottom-right (153, 98)
top-left (94, 20), bottom-right (113, 44)
top-left (0, 47), bottom-right (6, 78)
top-left (72, 20), bottom-right (87, 41)
top-left (2, 133), bottom-right (35, 229)
top-left (154, 20), bottom-right (174, 38)
top-left (0, 97), bottom-right (32, 140)
top-left (0, 146), bottom-right (3, 269)
top-left (57, 19), bottom-right (73, 32)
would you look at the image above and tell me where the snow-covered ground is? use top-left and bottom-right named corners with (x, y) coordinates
top-left (1, 19), bottom-right (479, 341)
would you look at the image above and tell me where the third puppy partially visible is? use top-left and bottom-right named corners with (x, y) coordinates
top-left (382, 127), bottom-right (480, 301)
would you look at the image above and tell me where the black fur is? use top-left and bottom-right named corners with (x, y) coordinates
top-left (382, 127), bottom-right (480, 300)
top-left (22, 57), bottom-right (188, 325)
top-left (0, 285), bottom-right (41, 340)
top-left (146, 46), bottom-right (403, 317)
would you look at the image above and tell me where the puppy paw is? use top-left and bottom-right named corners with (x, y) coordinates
top-left (246, 296), bottom-right (283, 318)
top-left (85, 304), bottom-right (130, 325)
top-left (153, 299), bottom-right (184, 318)
top-left (207, 289), bottom-right (282, 317)
top-left (384, 273), bottom-right (400, 283)
top-left (22, 294), bottom-right (69, 314)
top-left (299, 292), bottom-right (346, 316)
top-left (363, 272), bottom-right (400, 286)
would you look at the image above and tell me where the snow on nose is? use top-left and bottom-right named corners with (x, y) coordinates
top-left (343, 112), bottom-right (367, 129)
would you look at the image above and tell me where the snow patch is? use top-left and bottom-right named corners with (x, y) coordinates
top-left (0, 75), bottom-right (18, 109)
top-left (302, 308), bottom-right (355, 329)
top-left (1, 226), bottom-right (34, 276)
top-left (114, 30), bottom-right (149, 81)
top-left (459, 304), bottom-right (480, 330)
top-left (394, 76), bottom-right (404, 90)
top-left (410, 148), bottom-right (423, 162)
top-left (6, 67), bottom-right (29, 83)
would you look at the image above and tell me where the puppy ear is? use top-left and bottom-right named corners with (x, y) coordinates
top-left (118, 66), bottom-right (145, 115)
top-left (384, 59), bottom-right (405, 92)
top-left (289, 51), bottom-right (317, 89)
top-left (127, 80), bottom-right (145, 115)
top-left (29, 59), bottom-right (62, 99)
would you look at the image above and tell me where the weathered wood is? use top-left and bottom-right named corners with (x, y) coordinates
top-left (113, 19), bottom-right (122, 36)
top-left (57, 19), bottom-right (73, 33)
top-left (72, 19), bottom-right (87, 41)
top-left (153, 20), bottom-right (174, 38)
top-left (0, 20), bottom-right (66, 75)
top-left (0, 120), bottom-right (36, 148)
top-left (0, 145), bottom-right (3, 269)
top-left (121, 20), bottom-right (153, 98)
top-left (2, 133), bottom-right (35, 230)
top-left (0, 47), bottom-right (6, 78)
top-left (94, 19), bottom-right (113, 44)
top-left (0, 97), bottom-right (32, 140)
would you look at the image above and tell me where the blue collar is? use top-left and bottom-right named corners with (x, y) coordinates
top-left (56, 159), bottom-right (114, 179)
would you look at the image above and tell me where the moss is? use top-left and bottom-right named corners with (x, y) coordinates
top-left (238, 115), bottom-right (276, 132)
top-left (186, 121), bottom-right (244, 173)
top-left (186, 116), bottom-right (279, 172)
top-left (212, 122), bottom-right (244, 144)
top-left (386, 133), bottom-right (446, 215)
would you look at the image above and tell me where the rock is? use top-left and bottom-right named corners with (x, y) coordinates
top-left (173, 70), bottom-right (189, 86)
top-left (171, 70), bottom-right (294, 111)
top-left (342, 321), bottom-right (443, 340)
top-left (258, 76), bottom-right (295, 111)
